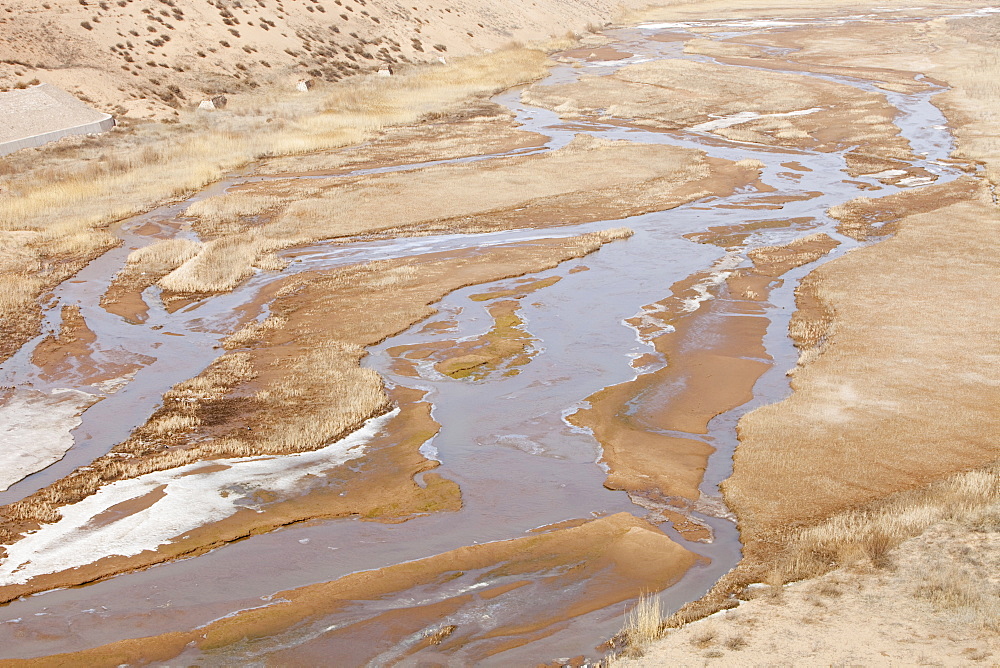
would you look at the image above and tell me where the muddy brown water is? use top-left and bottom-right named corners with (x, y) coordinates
top-left (0, 16), bottom-right (967, 665)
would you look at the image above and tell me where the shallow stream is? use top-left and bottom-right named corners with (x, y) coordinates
top-left (0, 16), bottom-right (966, 665)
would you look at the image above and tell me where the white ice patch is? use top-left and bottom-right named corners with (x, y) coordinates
top-left (864, 169), bottom-right (908, 179)
top-left (896, 176), bottom-right (936, 187)
top-left (419, 434), bottom-right (441, 462)
top-left (637, 22), bottom-right (696, 30)
top-left (93, 372), bottom-right (138, 394)
top-left (495, 434), bottom-right (545, 455)
top-left (0, 409), bottom-right (398, 586)
top-left (690, 107), bottom-right (823, 132)
top-left (680, 254), bottom-right (744, 313)
top-left (0, 388), bottom-right (98, 492)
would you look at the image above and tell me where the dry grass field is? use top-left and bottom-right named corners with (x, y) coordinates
top-left (727, 196), bottom-right (1000, 572)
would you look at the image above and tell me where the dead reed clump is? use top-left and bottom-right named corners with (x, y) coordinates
top-left (688, 624), bottom-right (718, 649)
top-left (126, 238), bottom-right (203, 269)
top-left (159, 236), bottom-right (276, 293)
top-left (915, 562), bottom-right (1000, 633)
top-left (222, 315), bottom-right (288, 350)
top-left (618, 592), bottom-right (665, 657)
top-left (185, 192), bottom-right (284, 223)
top-left (147, 414), bottom-right (201, 435)
top-left (734, 158), bottom-right (766, 170)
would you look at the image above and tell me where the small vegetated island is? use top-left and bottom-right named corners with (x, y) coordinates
top-left (0, 0), bottom-right (997, 665)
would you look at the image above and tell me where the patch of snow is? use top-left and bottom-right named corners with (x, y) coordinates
top-left (864, 169), bottom-right (909, 179)
top-left (691, 107), bottom-right (823, 132)
top-left (0, 389), bottom-right (98, 492)
top-left (0, 409), bottom-right (397, 586)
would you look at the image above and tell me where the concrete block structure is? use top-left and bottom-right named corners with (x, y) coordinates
top-left (0, 84), bottom-right (115, 157)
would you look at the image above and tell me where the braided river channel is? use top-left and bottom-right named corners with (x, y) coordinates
top-left (0, 13), bottom-right (969, 666)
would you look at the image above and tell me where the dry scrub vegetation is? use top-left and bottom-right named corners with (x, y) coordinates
top-left (0, 230), bottom-right (630, 580)
top-left (0, 47), bottom-right (552, 363)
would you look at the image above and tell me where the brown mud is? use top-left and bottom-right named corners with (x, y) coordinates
top-left (388, 275), bottom-right (564, 380)
top-left (30, 305), bottom-right (153, 388)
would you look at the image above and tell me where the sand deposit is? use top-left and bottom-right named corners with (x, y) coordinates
top-left (8, 513), bottom-right (697, 667)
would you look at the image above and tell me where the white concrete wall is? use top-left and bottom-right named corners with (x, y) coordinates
top-left (0, 84), bottom-right (116, 157)
top-left (0, 115), bottom-right (115, 156)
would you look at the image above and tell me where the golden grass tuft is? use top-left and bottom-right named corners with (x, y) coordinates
top-left (126, 238), bottom-right (202, 269)
top-left (623, 592), bottom-right (664, 650)
top-left (734, 158), bottom-right (766, 170)
top-left (770, 466), bottom-right (1000, 584)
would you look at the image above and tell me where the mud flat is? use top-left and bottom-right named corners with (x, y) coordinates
top-left (522, 57), bottom-right (913, 175)
top-left (568, 231), bottom-right (840, 541)
top-left (145, 134), bottom-right (755, 297)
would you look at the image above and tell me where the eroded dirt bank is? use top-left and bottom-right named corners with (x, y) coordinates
top-left (1, 3), bottom-right (998, 665)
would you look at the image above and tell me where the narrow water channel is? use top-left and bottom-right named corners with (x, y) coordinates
top-left (0, 15), bottom-right (965, 665)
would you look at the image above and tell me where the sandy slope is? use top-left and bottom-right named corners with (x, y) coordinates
top-left (0, 0), bottom-right (643, 119)
top-left (621, 520), bottom-right (1000, 666)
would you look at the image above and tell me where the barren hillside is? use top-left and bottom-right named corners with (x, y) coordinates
top-left (0, 0), bottom-right (635, 119)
